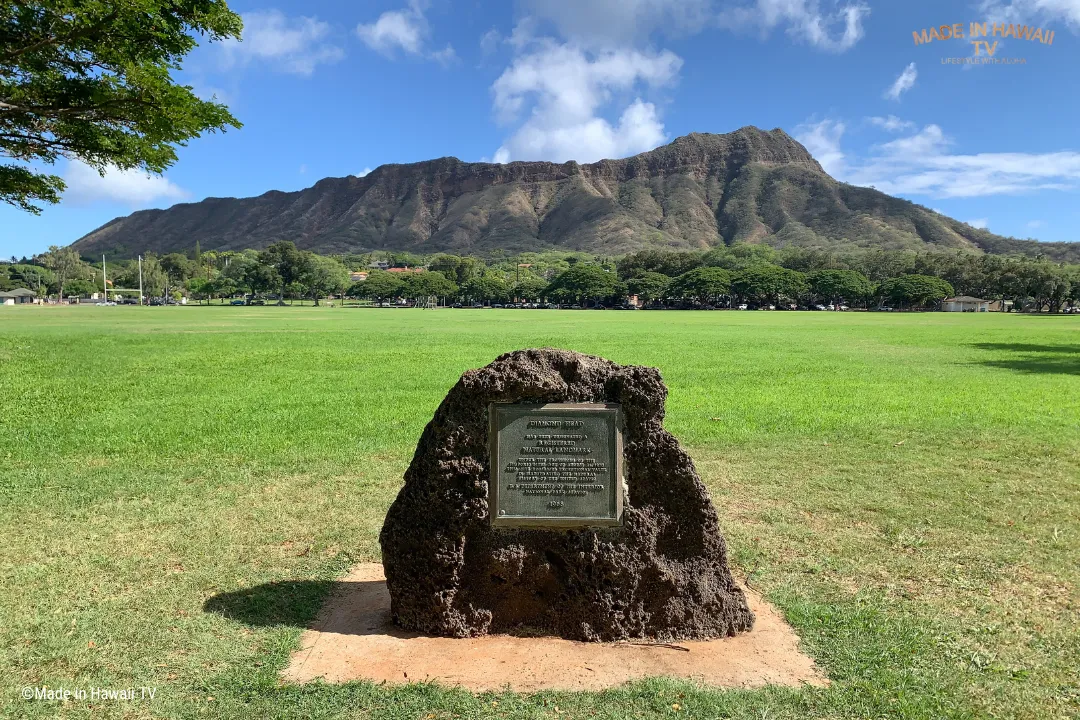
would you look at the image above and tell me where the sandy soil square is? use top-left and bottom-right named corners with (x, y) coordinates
top-left (282, 564), bottom-right (827, 692)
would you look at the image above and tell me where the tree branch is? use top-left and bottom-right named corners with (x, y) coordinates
top-left (0, 8), bottom-right (121, 63)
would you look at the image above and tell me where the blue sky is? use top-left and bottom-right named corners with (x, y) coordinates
top-left (3, 0), bottom-right (1080, 259)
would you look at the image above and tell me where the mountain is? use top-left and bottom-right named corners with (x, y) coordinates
top-left (71, 127), bottom-right (1080, 263)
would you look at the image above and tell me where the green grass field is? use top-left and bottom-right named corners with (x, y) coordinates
top-left (1, 306), bottom-right (1077, 720)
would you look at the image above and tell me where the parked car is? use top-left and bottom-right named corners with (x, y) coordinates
top-left (230, 299), bottom-right (246, 305)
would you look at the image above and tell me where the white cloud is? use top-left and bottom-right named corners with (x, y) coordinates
top-left (488, 2), bottom-right (868, 168)
top-left (355, 167), bottom-right (373, 177)
top-left (967, 218), bottom-right (990, 229)
top-left (794, 119), bottom-right (846, 175)
top-left (299, 164), bottom-right (308, 175)
top-left (220, 10), bottom-right (344, 75)
top-left (1027, 219), bottom-right (1046, 228)
top-left (480, 28), bottom-right (502, 55)
top-left (63, 161), bottom-right (189, 207)
top-left (490, 43), bottom-right (682, 163)
top-left (979, 0), bottom-right (1080, 29)
top-left (520, 0), bottom-right (712, 47)
top-left (357, 0), bottom-right (454, 63)
top-left (884, 62), bottom-right (917, 101)
top-left (878, 124), bottom-right (948, 156)
top-left (431, 44), bottom-right (458, 66)
top-left (869, 115), bottom-right (916, 132)
top-left (717, 0), bottom-right (870, 52)
top-left (357, 1), bottom-right (426, 54)
top-left (810, 120), bottom-right (1080, 198)
top-left (516, 0), bottom-right (868, 52)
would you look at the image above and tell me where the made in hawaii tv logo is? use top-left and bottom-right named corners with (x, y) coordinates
top-left (913, 21), bottom-right (1056, 65)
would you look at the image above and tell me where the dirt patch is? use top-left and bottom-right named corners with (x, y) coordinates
top-left (282, 564), bottom-right (827, 692)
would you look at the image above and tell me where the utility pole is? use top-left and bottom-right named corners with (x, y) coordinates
top-left (138, 255), bottom-right (144, 306)
top-left (102, 255), bottom-right (107, 302)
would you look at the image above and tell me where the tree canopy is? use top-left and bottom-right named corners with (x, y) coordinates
top-left (667, 267), bottom-right (731, 304)
top-left (304, 254), bottom-right (351, 305)
top-left (354, 270), bottom-right (404, 301)
top-left (731, 265), bottom-right (808, 306)
top-left (877, 274), bottom-right (955, 308)
top-left (545, 264), bottom-right (623, 305)
top-left (513, 275), bottom-right (548, 301)
top-left (402, 270), bottom-right (457, 299)
top-left (460, 274), bottom-right (510, 304)
top-left (40, 245), bottom-right (82, 300)
top-left (809, 269), bottom-right (874, 306)
top-left (1, 1), bottom-right (243, 212)
top-left (625, 272), bottom-right (671, 303)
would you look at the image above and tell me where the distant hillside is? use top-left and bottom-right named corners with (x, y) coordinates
top-left (71, 126), bottom-right (1080, 263)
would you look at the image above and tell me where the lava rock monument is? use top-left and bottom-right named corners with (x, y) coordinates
top-left (379, 348), bottom-right (754, 641)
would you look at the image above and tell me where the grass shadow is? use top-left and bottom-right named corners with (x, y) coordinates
top-left (969, 343), bottom-right (1080, 376)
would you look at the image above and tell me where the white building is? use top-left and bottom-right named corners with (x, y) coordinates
top-left (941, 296), bottom-right (990, 312)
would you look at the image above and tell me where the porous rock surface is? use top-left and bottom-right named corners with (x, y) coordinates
top-left (379, 348), bottom-right (754, 642)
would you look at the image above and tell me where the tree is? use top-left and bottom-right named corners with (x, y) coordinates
top-left (354, 270), bottom-right (404, 302)
top-left (245, 261), bottom-right (278, 299)
top-left (219, 253), bottom-right (255, 296)
top-left (626, 272), bottom-right (671, 305)
top-left (1015, 261), bottom-right (1070, 312)
top-left (545, 265), bottom-right (622, 306)
top-left (160, 253), bottom-right (194, 282)
top-left (40, 245), bottom-right (82, 300)
top-left (429, 254), bottom-right (482, 284)
top-left (617, 249), bottom-right (702, 280)
top-left (460, 274), bottom-right (510, 304)
top-left (303, 254), bottom-right (350, 306)
top-left (186, 276), bottom-right (211, 304)
top-left (207, 275), bottom-right (237, 303)
top-left (258, 241), bottom-right (309, 303)
top-left (667, 267), bottom-right (730, 305)
top-left (138, 252), bottom-right (167, 297)
top-left (1, 1), bottom-right (243, 212)
top-left (7, 263), bottom-right (53, 295)
top-left (401, 271), bottom-right (457, 301)
top-left (64, 278), bottom-right (94, 297)
top-left (809, 269), bottom-right (873, 307)
top-left (513, 275), bottom-right (548, 302)
top-left (731, 265), bottom-right (808, 307)
top-left (876, 274), bottom-right (954, 309)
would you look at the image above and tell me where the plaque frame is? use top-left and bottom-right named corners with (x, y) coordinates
top-left (488, 402), bottom-right (625, 528)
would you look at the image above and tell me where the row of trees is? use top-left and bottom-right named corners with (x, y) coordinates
top-left (614, 246), bottom-right (1080, 312)
top-left (5, 243), bottom-right (1079, 312)
top-left (2, 242), bottom-right (354, 305)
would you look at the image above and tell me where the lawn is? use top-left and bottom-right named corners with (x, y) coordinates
top-left (0, 306), bottom-right (1077, 720)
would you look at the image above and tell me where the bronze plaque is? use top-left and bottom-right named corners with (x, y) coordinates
top-left (489, 403), bottom-right (624, 528)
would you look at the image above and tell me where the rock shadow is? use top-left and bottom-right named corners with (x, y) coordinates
top-left (204, 579), bottom-right (418, 637)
